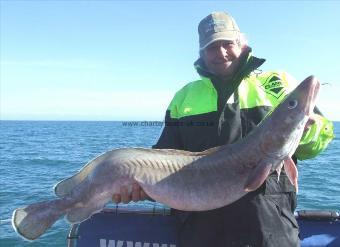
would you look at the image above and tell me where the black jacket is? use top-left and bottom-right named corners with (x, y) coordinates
top-left (152, 49), bottom-right (300, 247)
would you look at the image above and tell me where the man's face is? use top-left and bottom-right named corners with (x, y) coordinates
top-left (202, 40), bottom-right (243, 78)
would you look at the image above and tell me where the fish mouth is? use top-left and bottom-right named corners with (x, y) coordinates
top-left (302, 76), bottom-right (320, 116)
top-left (311, 79), bottom-right (320, 114)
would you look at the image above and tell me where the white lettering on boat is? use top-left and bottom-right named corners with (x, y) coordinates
top-left (100, 239), bottom-right (176, 247)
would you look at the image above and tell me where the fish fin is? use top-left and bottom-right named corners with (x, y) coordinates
top-left (65, 199), bottom-right (107, 224)
top-left (54, 176), bottom-right (83, 198)
top-left (12, 200), bottom-right (63, 241)
top-left (276, 161), bottom-right (284, 183)
top-left (65, 208), bottom-right (93, 224)
top-left (54, 150), bottom-right (116, 197)
top-left (244, 161), bottom-right (272, 192)
top-left (284, 157), bottom-right (299, 193)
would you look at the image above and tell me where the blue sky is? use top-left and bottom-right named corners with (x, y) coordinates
top-left (1, 1), bottom-right (340, 121)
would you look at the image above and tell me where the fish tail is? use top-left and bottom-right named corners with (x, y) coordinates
top-left (12, 199), bottom-right (64, 241)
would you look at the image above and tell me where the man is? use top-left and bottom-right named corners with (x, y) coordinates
top-left (114, 12), bottom-right (334, 246)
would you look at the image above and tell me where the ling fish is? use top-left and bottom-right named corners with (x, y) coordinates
top-left (12, 76), bottom-right (320, 241)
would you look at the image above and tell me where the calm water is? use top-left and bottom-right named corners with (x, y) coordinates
top-left (1, 121), bottom-right (339, 246)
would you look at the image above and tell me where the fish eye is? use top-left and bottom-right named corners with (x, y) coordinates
top-left (288, 100), bottom-right (298, 109)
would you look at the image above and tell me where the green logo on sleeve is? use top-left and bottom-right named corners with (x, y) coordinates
top-left (262, 74), bottom-right (286, 98)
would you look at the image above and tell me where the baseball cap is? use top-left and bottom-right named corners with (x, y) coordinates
top-left (198, 12), bottom-right (240, 50)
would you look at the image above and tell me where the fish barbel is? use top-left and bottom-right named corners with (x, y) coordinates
top-left (12, 76), bottom-right (320, 240)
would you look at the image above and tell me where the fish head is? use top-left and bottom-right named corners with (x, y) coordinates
top-left (260, 75), bottom-right (320, 159)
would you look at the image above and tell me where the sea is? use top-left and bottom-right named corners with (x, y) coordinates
top-left (0, 120), bottom-right (339, 246)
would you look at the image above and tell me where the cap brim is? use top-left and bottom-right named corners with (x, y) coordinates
top-left (200, 31), bottom-right (239, 50)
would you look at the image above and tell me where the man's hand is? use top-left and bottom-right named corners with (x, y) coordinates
top-left (112, 183), bottom-right (149, 204)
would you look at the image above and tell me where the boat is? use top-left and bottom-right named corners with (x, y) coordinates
top-left (67, 204), bottom-right (340, 247)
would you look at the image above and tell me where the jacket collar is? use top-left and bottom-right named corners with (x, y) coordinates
top-left (194, 47), bottom-right (266, 83)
